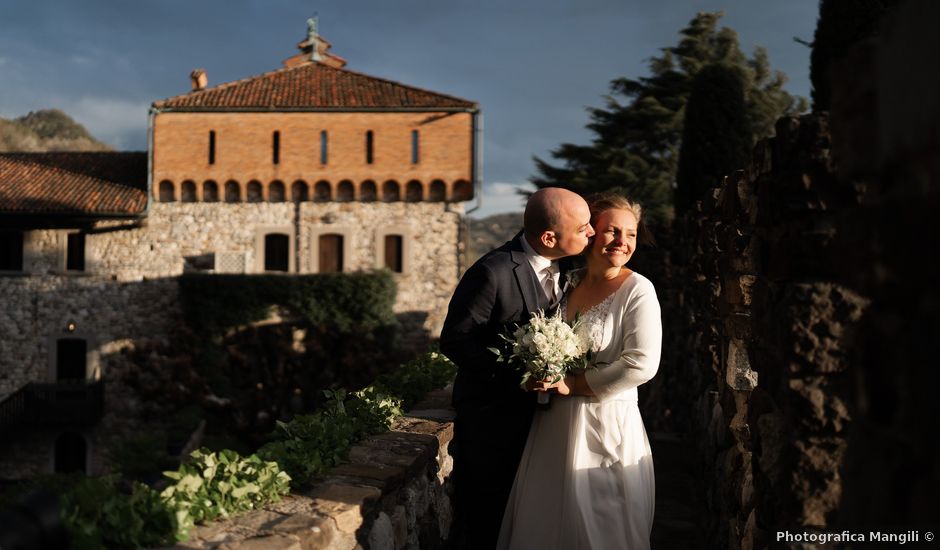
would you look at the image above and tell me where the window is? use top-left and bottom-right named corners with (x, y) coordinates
top-left (57, 338), bottom-right (87, 381)
top-left (453, 180), bottom-right (473, 201)
top-left (291, 180), bottom-right (308, 202)
top-left (181, 180), bottom-right (197, 202)
top-left (384, 235), bottom-right (403, 273)
top-left (318, 234), bottom-right (344, 273)
top-left (365, 130), bottom-right (374, 164)
top-left (0, 231), bottom-right (24, 271)
top-left (247, 181), bottom-right (263, 203)
top-left (66, 233), bottom-right (85, 272)
top-left (264, 233), bottom-right (290, 272)
top-left (382, 180), bottom-right (400, 202)
top-left (224, 180), bottom-right (241, 202)
top-left (203, 180), bottom-right (219, 202)
top-left (406, 180), bottom-right (422, 202)
top-left (320, 130), bottom-right (328, 164)
top-left (337, 180), bottom-right (354, 202)
top-left (54, 432), bottom-right (87, 474)
top-left (411, 130), bottom-right (419, 164)
top-left (158, 180), bottom-right (175, 202)
top-left (272, 131), bottom-right (280, 164)
top-left (208, 130), bottom-right (216, 165)
top-left (360, 180), bottom-right (377, 202)
top-left (429, 179), bottom-right (446, 202)
top-left (269, 180), bottom-right (285, 202)
top-left (314, 180), bottom-right (331, 202)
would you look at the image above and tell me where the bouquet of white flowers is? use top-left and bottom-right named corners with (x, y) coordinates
top-left (489, 309), bottom-right (593, 405)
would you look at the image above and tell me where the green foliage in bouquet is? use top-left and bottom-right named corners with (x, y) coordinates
top-left (160, 449), bottom-right (291, 539)
top-left (257, 388), bottom-right (402, 486)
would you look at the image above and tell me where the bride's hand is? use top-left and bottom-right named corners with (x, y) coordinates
top-left (531, 376), bottom-right (573, 396)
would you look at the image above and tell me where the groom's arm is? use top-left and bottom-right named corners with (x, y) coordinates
top-left (440, 261), bottom-right (500, 375)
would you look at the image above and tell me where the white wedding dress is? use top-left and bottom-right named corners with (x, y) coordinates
top-left (496, 271), bottom-right (662, 550)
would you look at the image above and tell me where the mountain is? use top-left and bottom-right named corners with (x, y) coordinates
top-left (0, 109), bottom-right (111, 152)
top-left (466, 212), bottom-right (523, 264)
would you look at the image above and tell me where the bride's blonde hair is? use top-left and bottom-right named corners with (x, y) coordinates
top-left (585, 192), bottom-right (643, 227)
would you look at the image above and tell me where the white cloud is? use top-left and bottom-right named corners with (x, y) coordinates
top-left (470, 181), bottom-right (535, 219)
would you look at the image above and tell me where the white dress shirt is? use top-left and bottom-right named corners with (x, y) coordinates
top-left (520, 235), bottom-right (559, 301)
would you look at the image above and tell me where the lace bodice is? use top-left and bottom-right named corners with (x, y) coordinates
top-left (561, 291), bottom-right (616, 353)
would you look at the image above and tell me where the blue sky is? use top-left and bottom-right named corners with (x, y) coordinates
top-left (0, 0), bottom-right (819, 217)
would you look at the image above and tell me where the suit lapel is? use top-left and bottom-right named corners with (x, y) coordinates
top-left (509, 236), bottom-right (544, 315)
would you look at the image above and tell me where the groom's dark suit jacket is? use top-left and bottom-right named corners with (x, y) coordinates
top-left (440, 232), bottom-right (570, 549)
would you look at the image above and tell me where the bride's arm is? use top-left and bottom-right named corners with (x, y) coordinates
top-left (566, 280), bottom-right (662, 400)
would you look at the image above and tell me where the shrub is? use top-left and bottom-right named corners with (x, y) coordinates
top-left (373, 351), bottom-right (457, 409)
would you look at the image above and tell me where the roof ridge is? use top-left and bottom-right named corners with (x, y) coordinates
top-left (153, 63), bottom-right (306, 107)
top-left (320, 63), bottom-right (478, 106)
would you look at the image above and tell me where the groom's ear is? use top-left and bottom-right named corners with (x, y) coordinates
top-left (540, 230), bottom-right (557, 249)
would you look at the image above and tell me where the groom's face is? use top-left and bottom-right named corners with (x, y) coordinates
top-left (552, 199), bottom-right (594, 257)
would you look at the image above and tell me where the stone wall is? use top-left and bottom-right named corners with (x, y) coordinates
top-left (0, 201), bottom-right (463, 479)
top-left (170, 391), bottom-right (455, 550)
top-left (669, 114), bottom-right (869, 549)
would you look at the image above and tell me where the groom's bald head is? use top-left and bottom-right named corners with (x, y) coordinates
top-left (524, 188), bottom-right (593, 258)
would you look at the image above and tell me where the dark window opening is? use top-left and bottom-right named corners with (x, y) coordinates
top-left (247, 181), bottom-right (263, 203)
top-left (365, 131), bottom-right (374, 164)
top-left (158, 180), bottom-right (175, 202)
top-left (320, 130), bottom-right (328, 164)
top-left (384, 235), bottom-right (403, 273)
top-left (360, 180), bottom-right (377, 202)
top-left (264, 233), bottom-right (290, 272)
top-left (57, 338), bottom-right (87, 381)
top-left (406, 180), bottom-right (422, 202)
top-left (181, 180), bottom-right (197, 202)
top-left (0, 231), bottom-right (24, 271)
top-left (318, 234), bottom-right (343, 273)
top-left (209, 130), bottom-right (216, 165)
top-left (314, 181), bottom-right (331, 202)
top-left (203, 180), bottom-right (219, 202)
top-left (273, 131), bottom-right (280, 165)
top-left (269, 180), bottom-right (285, 202)
top-left (225, 180), bottom-right (240, 202)
top-left (54, 432), bottom-right (87, 474)
top-left (382, 180), bottom-right (400, 202)
top-left (66, 233), bottom-right (85, 271)
top-left (429, 180), bottom-right (446, 201)
top-left (411, 130), bottom-right (419, 164)
top-left (291, 181), bottom-right (308, 202)
top-left (337, 180), bottom-right (354, 202)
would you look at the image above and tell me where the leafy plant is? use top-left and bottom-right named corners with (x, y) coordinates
top-left (60, 476), bottom-right (176, 549)
top-left (160, 448), bottom-right (290, 539)
top-left (373, 351), bottom-right (456, 409)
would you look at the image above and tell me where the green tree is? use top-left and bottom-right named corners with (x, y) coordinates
top-left (532, 11), bottom-right (807, 226)
top-left (675, 63), bottom-right (752, 213)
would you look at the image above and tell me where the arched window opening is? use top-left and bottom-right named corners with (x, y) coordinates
top-left (318, 234), bottom-right (344, 273)
top-left (382, 180), bottom-right (400, 202)
top-left (181, 180), bottom-right (197, 203)
top-left (247, 181), bottom-right (263, 203)
top-left (429, 179), bottom-right (446, 202)
top-left (291, 180), bottom-right (308, 202)
top-left (224, 180), bottom-right (241, 203)
top-left (453, 180), bottom-right (473, 201)
top-left (314, 180), bottom-right (331, 202)
top-left (405, 180), bottom-right (422, 202)
top-left (54, 432), bottom-right (87, 474)
top-left (203, 180), bottom-right (219, 202)
top-left (56, 338), bottom-right (87, 381)
top-left (269, 180), bottom-right (285, 202)
top-left (264, 233), bottom-right (290, 272)
top-left (337, 180), bottom-right (354, 202)
top-left (360, 180), bottom-right (377, 202)
top-left (365, 130), bottom-right (374, 164)
top-left (158, 180), bottom-right (175, 202)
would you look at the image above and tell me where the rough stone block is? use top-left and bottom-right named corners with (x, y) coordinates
top-left (725, 339), bottom-right (758, 391)
top-left (217, 534), bottom-right (302, 550)
top-left (367, 511), bottom-right (395, 550)
top-left (308, 483), bottom-right (381, 534)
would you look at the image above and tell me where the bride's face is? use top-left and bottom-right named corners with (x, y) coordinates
top-left (588, 208), bottom-right (638, 268)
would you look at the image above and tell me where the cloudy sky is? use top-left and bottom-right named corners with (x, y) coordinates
top-left (0, 0), bottom-right (818, 217)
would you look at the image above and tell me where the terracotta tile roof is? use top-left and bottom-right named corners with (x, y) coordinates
top-left (153, 62), bottom-right (478, 111)
top-left (0, 153), bottom-right (148, 216)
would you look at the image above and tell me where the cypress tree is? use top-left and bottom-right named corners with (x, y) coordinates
top-left (675, 63), bottom-right (751, 213)
top-left (532, 12), bottom-right (807, 227)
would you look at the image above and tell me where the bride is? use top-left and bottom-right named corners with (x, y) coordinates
top-left (496, 193), bottom-right (662, 550)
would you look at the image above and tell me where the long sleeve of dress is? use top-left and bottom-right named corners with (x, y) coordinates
top-left (583, 277), bottom-right (662, 402)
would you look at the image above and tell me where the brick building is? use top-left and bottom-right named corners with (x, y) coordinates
top-left (0, 20), bottom-right (479, 478)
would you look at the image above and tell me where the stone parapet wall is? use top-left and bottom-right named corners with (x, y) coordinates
top-left (170, 391), bottom-right (456, 550)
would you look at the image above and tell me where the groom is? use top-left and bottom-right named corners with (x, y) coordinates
top-left (440, 187), bottom-right (594, 549)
